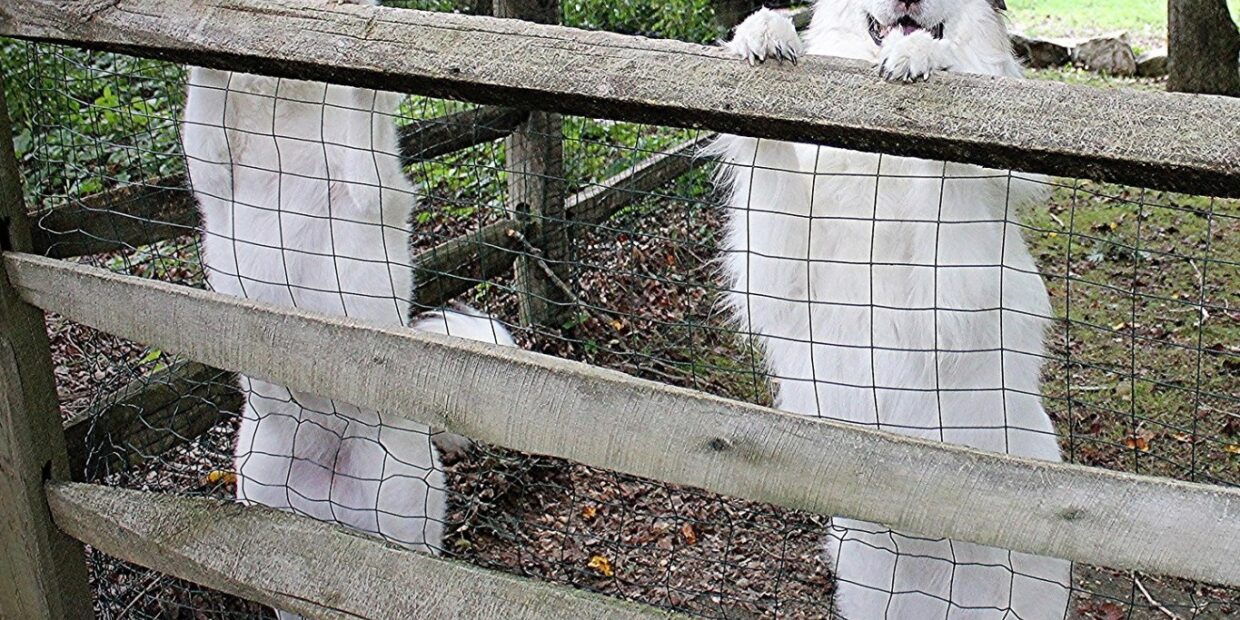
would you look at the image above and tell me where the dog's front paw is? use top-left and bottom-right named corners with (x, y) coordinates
top-left (878, 31), bottom-right (942, 82)
top-left (726, 8), bottom-right (804, 65)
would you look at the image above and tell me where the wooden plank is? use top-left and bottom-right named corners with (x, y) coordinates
top-left (496, 0), bottom-right (570, 326)
top-left (29, 106), bottom-right (525, 259)
top-left (415, 135), bottom-right (712, 307)
top-left (399, 104), bottom-right (527, 167)
top-left (0, 75), bottom-right (94, 620)
top-left (46, 482), bottom-right (676, 619)
top-left (1, 1), bottom-right (1237, 197)
top-left (8, 252), bottom-right (1240, 587)
top-left (563, 136), bottom-right (712, 231)
top-left (61, 361), bottom-right (242, 481)
top-left (414, 217), bottom-right (525, 309)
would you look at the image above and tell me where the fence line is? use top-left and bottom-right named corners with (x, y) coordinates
top-left (0, 70), bottom-right (94, 619)
top-left (47, 482), bottom-right (677, 619)
top-left (30, 105), bottom-right (525, 259)
top-left (2, 0), bottom-right (1237, 196)
top-left (8, 251), bottom-right (1240, 587)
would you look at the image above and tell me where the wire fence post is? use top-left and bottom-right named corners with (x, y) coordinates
top-left (0, 71), bottom-right (95, 619)
top-left (495, 0), bottom-right (570, 328)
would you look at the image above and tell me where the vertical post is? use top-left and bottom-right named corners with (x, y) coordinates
top-left (0, 72), bottom-right (94, 619)
top-left (495, 0), bottom-right (569, 327)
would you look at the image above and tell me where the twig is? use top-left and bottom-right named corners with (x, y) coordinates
top-left (506, 228), bottom-right (696, 383)
top-left (116, 572), bottom-right (164, 618)
top-left (1134, 575), bottom-right (1182, 620)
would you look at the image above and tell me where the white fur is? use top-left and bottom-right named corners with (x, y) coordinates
top-left (717, 1), bottom-right (1071, 617)
top-left (415, 304), bottom-right (518, 458)
top-left (182, 3), bottom-right (515, 616)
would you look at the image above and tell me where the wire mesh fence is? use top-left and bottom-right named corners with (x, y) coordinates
top-left (2, 2), bottom-right (1238, 618)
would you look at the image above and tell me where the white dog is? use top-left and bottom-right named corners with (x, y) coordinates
top-left (715, 1), bottom-right (1070, 617)
top-left (181, 4), bottom-right (513, 618)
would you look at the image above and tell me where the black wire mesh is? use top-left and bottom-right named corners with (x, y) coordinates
top-left (2, 3), bottom-right (1238, 618)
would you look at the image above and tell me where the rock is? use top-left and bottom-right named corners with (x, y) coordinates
top-left (1010, 34), bottom-right (1072, 68)
top-left (1072, 34), bottom-right (1137, 76)
top-left (1136, 48), bottom-right (1169, 78)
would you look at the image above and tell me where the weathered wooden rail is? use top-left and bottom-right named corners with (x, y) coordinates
top-left (47, 482), bottom-right (674, 619)
top-left (3, 0), bottom-right (1238, 197)
top-left (7, 252), bottom-right (1240, 588)
top-left (2, 1), bottom-right (1240, 619)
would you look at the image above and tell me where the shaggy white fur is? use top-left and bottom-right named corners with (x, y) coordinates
top-left (716, 2), bottom-right (1071, 618)
top-left (181, 5), bottom-right (513, 619)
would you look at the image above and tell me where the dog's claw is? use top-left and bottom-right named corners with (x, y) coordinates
top-left (726, 8), bottom-right (805, 68)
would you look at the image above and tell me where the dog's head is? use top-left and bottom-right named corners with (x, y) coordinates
top-left (855, 0), bottom-right (1005, 46)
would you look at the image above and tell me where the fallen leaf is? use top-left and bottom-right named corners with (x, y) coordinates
top-left (581, 505), bottom-right (598, 521)
top-left (587, 555), bottom-right (614, 577)
top-left (1098, 601), bottom-right (1125, 620)
top-left (1224, 444), bottom-right (1240, 455)
top-left (202, 470), bottom-right (237, 486)
top-left (609, 319), bottom-right (624, 332)
top-left (681, 523), bottom-right (698, 546)
top-left (1123, 434), bottom-right (1151, 452)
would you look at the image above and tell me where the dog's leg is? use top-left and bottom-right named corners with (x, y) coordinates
top-left (726, 8), bottom-right (804, 65)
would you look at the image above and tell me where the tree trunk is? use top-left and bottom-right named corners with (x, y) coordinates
top-left (1168, 0), bottom-right (1240, 96)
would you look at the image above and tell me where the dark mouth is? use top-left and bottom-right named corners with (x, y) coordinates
top-left (867, 14), bottom-right (945, 46)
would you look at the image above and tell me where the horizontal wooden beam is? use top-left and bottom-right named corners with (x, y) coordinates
top-left (415, 135), bottom-right (712, 308)
top-left (30, 106), bottom-right (525, 259)
top-left (46, 482), bottom-right (673, 619)
top-left (62, 361), bottom-right (241, 482)
top-left (1, 0), bottom-right (1237, 196)
top-left (8, 252), bottom-right (1240, 586)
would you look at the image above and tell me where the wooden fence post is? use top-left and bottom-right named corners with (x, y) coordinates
top-left (494, 0), bottom-right (570, 327)
top-left (0, 72), bottom-right (95, 619)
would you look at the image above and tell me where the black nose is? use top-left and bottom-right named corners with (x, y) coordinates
top-left (900, 0), bottom-right (921, 5)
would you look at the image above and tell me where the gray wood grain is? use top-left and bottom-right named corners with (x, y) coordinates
top-left (9, 252), bottom-right (1240, 587)
top-left (0, 76), bottom-right (94, 620)
top-left (1, 0), bottom-right (1237, 196)
top-left (46, 482), bottom-right (677, 619)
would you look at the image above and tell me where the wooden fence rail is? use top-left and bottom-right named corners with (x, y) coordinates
top-left (47, 482), bottom-right (674, 619)
top-left (7, 251), bottom-right (1240, 588)
top-left (2, 0), bottom-right (1238, 196)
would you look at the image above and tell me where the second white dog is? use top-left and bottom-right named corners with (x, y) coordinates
top-left (714, 2), bottom-right (1071, 618)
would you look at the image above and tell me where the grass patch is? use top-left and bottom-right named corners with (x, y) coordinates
top-left (1008, 0), bottom-right (1240, 48)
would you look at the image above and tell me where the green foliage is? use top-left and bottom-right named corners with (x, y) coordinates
top-left (3, 42), bottom-right (185, 205)
top-left (564, 0), bottom-right (720, 43)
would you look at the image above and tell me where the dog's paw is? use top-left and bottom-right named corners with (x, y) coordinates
top-left (432, 430), bottom-right (474, 462)
top-left (726, 8), bottom-right (804, 65)
top-left (878, 30), bottom-right (942, 82)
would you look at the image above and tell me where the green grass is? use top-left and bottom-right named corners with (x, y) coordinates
top-left (1007, 0), bottom-right (1240, 47)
